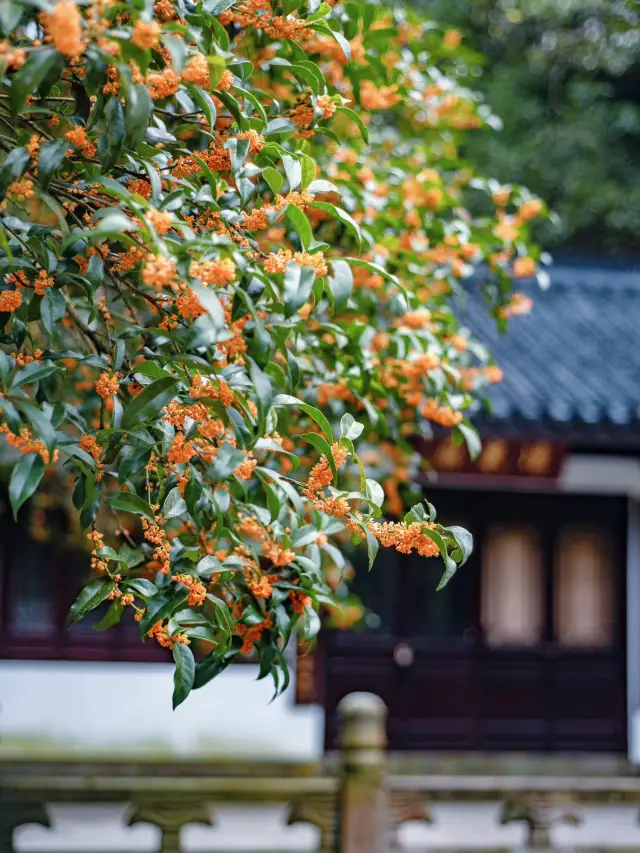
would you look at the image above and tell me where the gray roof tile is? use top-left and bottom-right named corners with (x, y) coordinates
top-left (456, 264), bottom-right (640, 428)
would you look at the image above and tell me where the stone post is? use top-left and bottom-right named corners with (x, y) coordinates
top-left (337, 692), bottom-right (389, 853)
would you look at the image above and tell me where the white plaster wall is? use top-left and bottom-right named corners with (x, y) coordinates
top-left (0, 660), bottom-right (323, 760)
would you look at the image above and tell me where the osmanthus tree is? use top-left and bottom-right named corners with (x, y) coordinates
top-left (0, 0), bottom-right (543, 705)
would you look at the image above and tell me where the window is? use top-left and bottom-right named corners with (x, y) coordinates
top-left (555, 529), bottom-right (613, 648)
top-left (481, 526), bottom-right (543, 647)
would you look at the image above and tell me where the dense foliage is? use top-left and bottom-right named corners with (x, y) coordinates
top-left (0, 0), bottom-right (542, 706)
top-left (424, 0), bottom-right (640, 254)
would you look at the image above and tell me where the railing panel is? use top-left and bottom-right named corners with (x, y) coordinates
top-left (6, 693), bottom-right (640, 853)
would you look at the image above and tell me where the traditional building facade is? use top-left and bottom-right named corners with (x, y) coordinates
top-left (2, 261), bottom-right (640, 767)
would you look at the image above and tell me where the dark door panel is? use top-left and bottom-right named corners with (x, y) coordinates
top-left (323, 489), bottom-right (627, 753)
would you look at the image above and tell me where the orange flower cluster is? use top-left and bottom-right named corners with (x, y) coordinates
top-left (317, 380), bottom-right (357, 411)
top-left (0, 41), bottom-right (26, 69)
top-left (34, 270), bottom-right (54, 296)
top-left (65, 126), bottom-right (96, 158)
top-left (261, 538), bottom-right (295, 567)
top-left (264, 249), bottom-right (328, 278)
top-left (303, 443), bottom-right (351, 517)
top-left (96, 371), bottom-right (120, 399)
top-left (181, 53), bottom-right (210, 87)
top-left (79, 434), bottom-right (104, 480)
top-left (167, 433), bottom-right (195, 464)
top-left (398, 309), bottom-right (432, 330)
top-left (189, 257), bottom-right (236, 286)
top-left (131, 19), bottom-right (161, 50)
top-left (244, 567), bottom-right (273, 599)
top-left (154, 0), bottom-right (175, 19)
top-left (234, 454), bottom-right (257, 480)
top-left (148, 620), bottom-right (189, 648)
top-left (232, 603), bottom-right (272, 655)
top-left (366, 518), bottom-right (440, 557)
top-left (513, 256), bottom-right (537, 279)
top-left (142, 512), bottom-right (171, 574)
top-left (0, 423), bottom-right (56, 464)
top-left (87, 527), bottom-right (108, 573)
top-left (146, 67), bottom-right (180, 100)
top-left (498, 291), bottom-right (533, 319)
top-left (189, 374), bottom-right (235, 407)
top-left (142, 253), bottom-right (177, 290)
top-left (360, 81), bottom-right (400, 110)
top-left (176, 288), bottom-right (205, 319)
top-left (289, 589), bottom-right (312, 615)
top-left (172, 573), bottom-right (207, 606)
top-left (0, 289), bottom-right (22, 312)
top-left (5, 178), bottom-right (35, 202)
top-left (420, 398), bottom-right (462, 427)
top-left (145, 209), bottom-right (173, 235)
top-left (232, 0), bottom-right (311, 41)
top-left (42, 0), bottom-right (85, 58)
top-left (235, 129), bottom-right (265, 154)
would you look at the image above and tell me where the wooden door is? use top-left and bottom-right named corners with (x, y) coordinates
top-left (323, 490), bottom-right (627, 753)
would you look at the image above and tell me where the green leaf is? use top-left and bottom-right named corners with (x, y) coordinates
top-left (299, 153), bottom-right (316, 188)
top-left (283, 261), bottom-right (316, 317)
top-left (282, 154), bottom-right (301, 190)
top-left (365, 525), bottom-right (379, 570)
top-left (0, 349), bottom-right (11, 386)
top-left (140, 586), bottom-right (190, 635)
top-left (41, 287), bottom-right (66, 336)
top-left (197, 555), bottom-right (223, 577)
top-left (301, 607), bottom-right (321, 641)
top-left (299, 431), bottom-right (337, 481)
top-left (9, 452), bottom-right (45, 519)
top-left (456, 422), bottom-right (481, 460)
top-left (0, 1), bottom-right (23, 36)
top-left (193, 649), bottom-right (233, 689)
top-left (262, 166), bottom-right (283, 195)
top-left (336, 106), bottom-right (368, 142)
top-left (38, 139), bottom-right (70, 189)
top-left (93, 599), bottom-right (124, 630)
top-left (163, 34), bottom-right (187, 73)
top-left (9, 47), bottom-right (60, 114)
top-left (18, 402), bottom-right (57, 453)
top-left (121, 376), bottom-right (178, 428)
top-left (172, 642), bottom-right (196, 709)
top-left (310, 202), bottom-right (362, 247)
top-left (11, 360), bottom-right (58, 387)
top-left (446, 525), bottom-right (474, 566)
top-left (123, 577), bottom-right (158, 599)
top-left (98, 97), bottom-right (126, 172)
top-left (67, 578), bottom-right (114, 627)
top-left (163, 486), bottom-right (187, 520)
top-left (209, 441), bottom-right (246, 480)
top-left (0, 147), bottom-right (29, 194)
top-left (340, 413), bottom-right (363, 440)
top-left (108, 490), bottom-right (155, 520)
top-left (125, 84), bottom-right (152, 147)
top-left (87, 255), bottom-right (104, 289)
top-left (327, 259), bottom-right (353, 311)
top-left (286, 206), bottom-right (313, 251)
top-left (365, 478), bottom-right (384, 508)
top-left (272, 394), bottom-right (333, 443)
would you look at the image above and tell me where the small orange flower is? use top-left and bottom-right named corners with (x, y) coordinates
top-left (131, 19), bottom-right (161, 50)
top-left (96, 372), bottom-right (120, 399)
top-left (42, 0), bottom-right (85, 58)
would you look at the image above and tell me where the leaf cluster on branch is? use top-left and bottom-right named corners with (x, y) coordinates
top-left (0, 0), bottom-right (543, 706)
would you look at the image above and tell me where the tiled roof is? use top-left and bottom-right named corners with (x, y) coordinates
top-left (455, 262), bottom-right (640, 436)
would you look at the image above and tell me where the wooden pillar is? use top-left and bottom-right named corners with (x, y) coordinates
top-left (627, 498), bottom-right (640, 763)
top-left (337, 692), bottom-right (389, 853)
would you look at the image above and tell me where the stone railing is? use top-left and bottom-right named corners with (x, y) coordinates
top-left (3, 693), bottom-right (640, 852)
